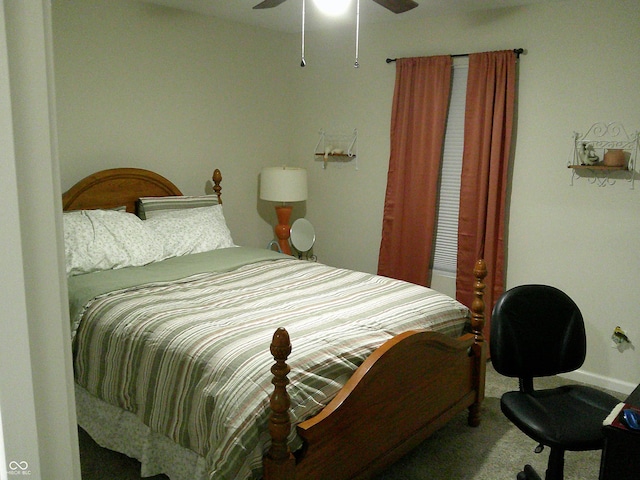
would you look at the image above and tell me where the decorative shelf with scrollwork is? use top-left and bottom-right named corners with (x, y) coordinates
top-left (314, 128), bottom-right (357, 170)
top-left (568, 122), bottom-right (639, 188)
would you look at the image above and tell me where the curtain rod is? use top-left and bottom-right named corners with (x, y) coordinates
top-left (385, 48), bottom-right (524, 63)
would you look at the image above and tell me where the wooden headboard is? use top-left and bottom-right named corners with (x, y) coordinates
top-left (62, 168), bottom-right (222, 213)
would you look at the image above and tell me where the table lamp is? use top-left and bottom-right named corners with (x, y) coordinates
top-left (260, 166), bottom-right (308, 255)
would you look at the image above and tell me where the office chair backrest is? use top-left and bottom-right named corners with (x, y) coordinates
top-left (490, 284), bottom-right (587, 379)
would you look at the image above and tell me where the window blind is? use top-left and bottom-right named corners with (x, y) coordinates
top-left (432, 58), bottom-right (468, 274)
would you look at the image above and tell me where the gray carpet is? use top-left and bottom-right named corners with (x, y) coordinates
top-left (79, 363), bottom-right (624, 479)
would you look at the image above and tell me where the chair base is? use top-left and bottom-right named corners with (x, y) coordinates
top-left (517, 465), bottom-right (542, 480)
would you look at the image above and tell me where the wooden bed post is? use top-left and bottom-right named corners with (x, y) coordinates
top-left (468, 258), bottom-right (487, 427)
top-left (264, 328), bottom-right (296, 480)
top-left (212, 169), bottom-right (222, 205)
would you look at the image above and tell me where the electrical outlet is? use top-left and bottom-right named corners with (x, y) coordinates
top-left (612, 326), bottom-right (630, 344)
top-left (611, 326), bottom-right (634, 352)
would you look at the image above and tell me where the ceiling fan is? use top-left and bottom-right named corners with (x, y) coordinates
top-left (253, 0), bottom-right (419, 14)
top-left (255, 0), bottom-right (418, 67)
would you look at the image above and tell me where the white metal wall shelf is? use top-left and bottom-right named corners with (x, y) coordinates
top-left (568, 122), bottom-right (638, 188)
top-left (314, 129), bottom-right (358, 170)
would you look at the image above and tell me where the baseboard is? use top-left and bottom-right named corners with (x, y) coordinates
top-left (559, 369), bottom-right (637, 396)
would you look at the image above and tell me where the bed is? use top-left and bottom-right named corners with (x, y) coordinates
top-left (62, 167), bottom-right (487, 480)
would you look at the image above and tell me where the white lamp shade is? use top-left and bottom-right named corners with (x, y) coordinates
top-left (260, 166), bottom-right (308, 203)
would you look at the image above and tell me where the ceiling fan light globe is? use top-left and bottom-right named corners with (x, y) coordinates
top-left (313, 0), bottom-right (352, 16)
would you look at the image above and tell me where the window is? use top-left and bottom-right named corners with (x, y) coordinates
top-left (432, 57), bottom-right (468, 275)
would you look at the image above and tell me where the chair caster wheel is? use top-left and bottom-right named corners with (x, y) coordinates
top-left (516, 465), bottom-right (542, 480)
top-left (524, 464), bottom-right (542, 480)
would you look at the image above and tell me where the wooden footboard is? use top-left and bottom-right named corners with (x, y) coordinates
top-left (265, 260), bottom-right (487, 480)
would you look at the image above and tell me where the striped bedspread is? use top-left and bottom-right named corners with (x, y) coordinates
top-left (72, 249), bottom-right (469, 480)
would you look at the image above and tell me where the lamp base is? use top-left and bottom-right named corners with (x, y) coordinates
top-left (274, 205), bottom-right (292, 255)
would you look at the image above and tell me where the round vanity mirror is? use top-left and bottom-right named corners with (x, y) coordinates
top-left (290, 218), bottom-right (315, 252)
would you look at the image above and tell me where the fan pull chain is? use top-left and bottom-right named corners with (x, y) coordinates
top-left (300, 0), bottom-right (306, 67)
top-left (354, 0), bottom-right (360, 68)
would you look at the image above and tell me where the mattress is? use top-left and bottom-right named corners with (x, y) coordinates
top-left (70, 247), bottom-right (469, 480)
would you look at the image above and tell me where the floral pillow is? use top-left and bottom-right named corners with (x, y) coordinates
top-left (145, 204), bottom-right (235, 258)
top-left (63, 209), bottom-right (165, 276)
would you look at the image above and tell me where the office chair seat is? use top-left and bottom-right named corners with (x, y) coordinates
top-left (502, 384), bottom-right (618, 451)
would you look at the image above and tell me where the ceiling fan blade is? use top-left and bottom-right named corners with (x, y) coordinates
top-left (371, 0), bottom-right (418, 14)
top-left (253, 0), bottom-right (288, 9)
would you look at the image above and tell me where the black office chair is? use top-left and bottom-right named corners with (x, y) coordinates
top-left (490, 285), bottom-right (620, 480)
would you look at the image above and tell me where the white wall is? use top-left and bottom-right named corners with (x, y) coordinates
top-left (0, 4), bottom-right (41, 475)
top-left (289, 0), bottom-right (640, 393)
top-left (1, 1), bottom-right (80, 478)
top-left (53, 0), bottom-right (297, 248)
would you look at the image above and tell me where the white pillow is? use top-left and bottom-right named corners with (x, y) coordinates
top-left (145, 204), bottom-right (235, 258)
top-left (63, 209), bottom-right (165, 276)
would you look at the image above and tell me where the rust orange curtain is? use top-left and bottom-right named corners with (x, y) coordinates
top-left (456, 50), bottom-right (517, 340)
top-left (377, 56), bottom-right (452, 285)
